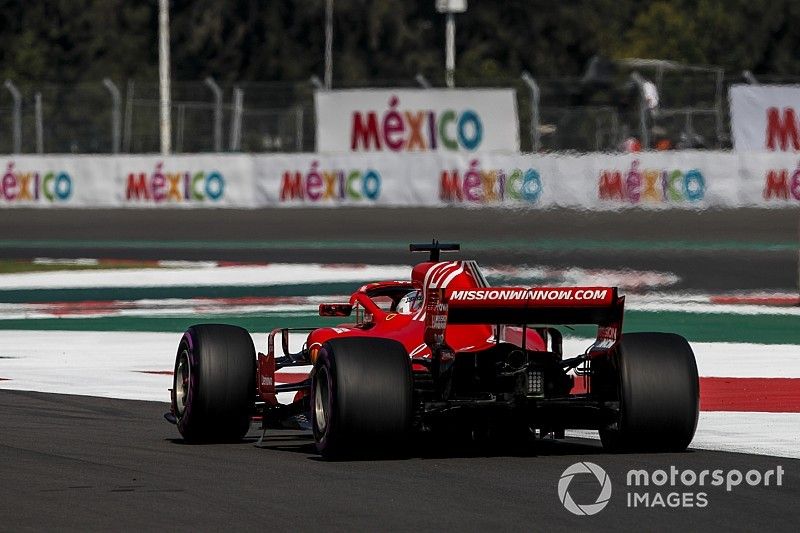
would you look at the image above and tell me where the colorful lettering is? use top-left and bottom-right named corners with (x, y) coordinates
top-left (598, 160), bottom-right (705, 203)
top-left (349, 96), bottom-right (484, 152)
top-left (763, 163), bottom-right (800, 201)
top-left (439, 160), bottom-right (541, 204)
top-left (0, 162), bottom-right (72, 203)
top-left (125, 162), bottom-right (224, 203)
top-left (766, 107), bottom-right (800, 151)
top-left (279, 162), bottom-right (382, 203)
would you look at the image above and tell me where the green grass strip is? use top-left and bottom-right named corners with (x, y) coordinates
top-left (0, 238), bottom-right (796, 253)
top-left (0, 310), bottom-right (796, 345)
top-left (0, 276), bottom-right (587, 303)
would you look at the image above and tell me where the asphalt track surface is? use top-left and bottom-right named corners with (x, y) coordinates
top-left (1, 207), bottom-right (799, 291)
top-left (1, 390), bottom-right (798, 532)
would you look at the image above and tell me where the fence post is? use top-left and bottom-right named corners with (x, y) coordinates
top-left (123, 80), bottom-right (134, 153)
top-left (103, 78), bottom-right (122, 153)
top-left (445, 12), bottom-right (455, 88)
top-left (324, 0), bottom-right (333, 90)
top-left (175, 104), bottom-right (185, 153)
top-left (158, 0), bottom-right (171, 155)
top-left (295, 105), bottom-right (304, 151)
top-left (34, 92), bottom-right (43, 153)
top-left (3, 80), bottom-right (22, 153)
top-left (629, 72), bottom-right (650, 150)
top-left (229, 86), bottom-right (243, 151)
top-left (742, 70), bottom-right (758, 85)
top-left (415, 73), bottom-right (432, 89)
top-left (713, 67), bottom-right (725, 148)
top-left (310, 75), bottom-right (324, 90)
top-left (204, 76), bottom-right (223, 152)
top-left (521, 71), bottom-right (540, 152)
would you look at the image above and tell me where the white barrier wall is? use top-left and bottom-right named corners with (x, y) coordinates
top-left (1, 152), bottom-right (799, 209)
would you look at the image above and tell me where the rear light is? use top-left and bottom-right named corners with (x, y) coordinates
top-left (527, 370), bottom-right (544, 397)
top-left (440, 347), bottom-right (455, 364)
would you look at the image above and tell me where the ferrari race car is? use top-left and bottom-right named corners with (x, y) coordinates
top-left (167, 242), bottom-right (699, 458)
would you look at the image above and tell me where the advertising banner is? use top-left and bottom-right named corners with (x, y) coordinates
top-left (115, 155), bottom-right (256, 208)
top-left (0, 155), bottom-right (257, 208)
top-left (254, 153), bottom-right (438, 207)
top-left (314, 89), bottom-right (519, 153)
top-left (730, 85), bottom-right (800, 152)
top-left (0, 156), bottom-right (112, 207)
top-left (2, 152), bottom-right (799, 209)
top-left (736, 151), bottom-right (800, 205)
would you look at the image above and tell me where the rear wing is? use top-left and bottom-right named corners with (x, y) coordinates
top-left (425, 286), bottom-right (624, 353)
top-left (446, 287), bottom-right (622, 326)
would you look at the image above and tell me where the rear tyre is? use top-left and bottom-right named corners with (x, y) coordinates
top-left (599, 332), bottom-right (699, 453)
top-left (311, 337), bottom-right (412, 459)
top-left (171, 324), bottom-right (256, 443)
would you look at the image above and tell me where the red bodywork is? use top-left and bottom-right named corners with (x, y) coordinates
top-left (257, 260), bottom-right (624, 406)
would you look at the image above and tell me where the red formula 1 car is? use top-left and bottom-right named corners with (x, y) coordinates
top-left (167, 242), bottom-right (699, 458)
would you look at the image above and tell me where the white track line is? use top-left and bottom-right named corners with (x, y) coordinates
top-left (0, 264), bottom-right (413, 290)
top-left (1, 331), bottom-right (797, 458)
top-left (0, 263), bottom-right (680, 291)
top-left (563, 338), bottom-right (800, 378)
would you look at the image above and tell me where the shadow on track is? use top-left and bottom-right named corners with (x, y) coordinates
top-left (240, 429), bottom-right (700, 462)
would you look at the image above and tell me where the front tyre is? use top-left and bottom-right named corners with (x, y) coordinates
top-left (311, 337), bottom-right (412, 459)
top-left (171, 324), bottom-right (256, 443)
top-left (599, 332), bottom-right (699, 453)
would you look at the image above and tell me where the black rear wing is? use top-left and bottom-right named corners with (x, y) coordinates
top-left (446, 287), bottom-right (623, 327)
top-left (424, 286), bottom-right (625, 354)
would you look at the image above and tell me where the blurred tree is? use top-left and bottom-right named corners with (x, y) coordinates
top-left (617, 1), bottom-right (704, 64)
top-left (0, 0), bottom-right (799, 85)
top-left (616, 0), bottom-right (800, 75)
top-left (0, 0), bottom-right (155, 83)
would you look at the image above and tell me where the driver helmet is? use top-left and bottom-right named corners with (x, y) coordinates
top-left (396, 290), bottom-right (422, 314)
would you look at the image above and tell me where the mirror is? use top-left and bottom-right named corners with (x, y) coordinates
top-left (319, 303), bottom-right (353, 317)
